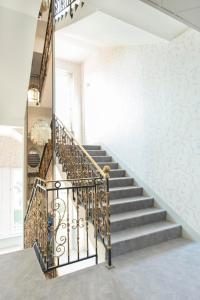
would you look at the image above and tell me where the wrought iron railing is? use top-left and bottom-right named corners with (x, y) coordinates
top-left (54, 0), bottom-right (84, 19)
top-left (39, 0), bottom-right (53, 95)
top-left (24, 116), bottom-right (112, 272)
top-left (24, 178), bottom-right (48, 267)
top-left (39, 139), bottom-right (53, 180)
top-left (24, 177), bottom-right (101, 272)
top-left (54, 117), bottom-right (112, 266)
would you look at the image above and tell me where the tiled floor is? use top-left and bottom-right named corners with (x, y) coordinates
top-left (1, 238), bottom-right (200, 300)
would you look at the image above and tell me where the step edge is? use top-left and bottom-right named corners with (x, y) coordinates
top-left (110, 209), bottom-right (166, 222)
top-left (110, 186), bottom-right (142, 192)
top-left (110, 196), bottom-right (154, 205)
top-left (109, 177), bottom-right (133, 181)
top-left (111, 223), bottom-right (181, 244)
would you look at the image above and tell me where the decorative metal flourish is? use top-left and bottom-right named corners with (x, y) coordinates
top-left (72, 218), bottom-right (84, 229)
top-left (49, 197), bottom-right (67, 258)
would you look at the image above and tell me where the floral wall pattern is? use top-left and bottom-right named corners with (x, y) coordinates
top-left (83, 29), bottom-right (200, 237)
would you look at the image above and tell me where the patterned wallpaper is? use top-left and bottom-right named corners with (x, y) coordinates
top-left (0, 132), bottom-right (22, 168)
top-left (83, 29), bottom-right (200, 237)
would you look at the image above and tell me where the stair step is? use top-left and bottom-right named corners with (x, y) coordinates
top-left (87, 150), bottom-right (106, 156)
top-left (110, 186), bottom-right (143, 200)
top-left (83, 145), bottom-right (101, 150)
top-left (92, 156), bottom-right (112, 162)
top-left (110, 196), bottom-right (154, 214)
top-left (109, 177), bottom-right (134, 188)
top-left (98, 162), bottom-right (118, 170)
top-left (112, 222), bottom-right (182, 257)
top-left (109, 169), bottom-right (126, 178)
top-left (111, 208), bottom-right (166, 232)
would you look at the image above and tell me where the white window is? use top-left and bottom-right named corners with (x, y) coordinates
top-left (0, 167), bottom-right (23, 238)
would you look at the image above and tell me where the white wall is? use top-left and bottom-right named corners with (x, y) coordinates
top-left (83, 29), bottom-right (200, 239)
top-left (55, 59), bottom-right (83, 142)
top-left (0, 1), bottom-right (41, 126)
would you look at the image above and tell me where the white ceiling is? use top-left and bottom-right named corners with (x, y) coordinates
top-left (0, 0), bottom-right (41, 18)
top-left (141, 0), bottom-right (200, 30)
top-left (55, 11), bottom-right (165, 62)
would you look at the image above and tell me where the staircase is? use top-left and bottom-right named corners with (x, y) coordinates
top-left (84, 145), bottom-right (182, 257)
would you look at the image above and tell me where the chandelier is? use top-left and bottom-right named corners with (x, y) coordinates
top-left (30, 120), bottom-right (51, 146)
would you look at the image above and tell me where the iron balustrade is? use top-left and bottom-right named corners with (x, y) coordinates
top-left (39, 0), bottom-right (53, 95)
top-left (54, 116), bottom-right (112, 267)
top-left (39, 139), bottom-right (53, 180)
top-left (54, 0), bottom-right (83, 18)
top-left (24, 116), bottom-right (112, 273)
top-left (24, 178), bottom-right (101, 272)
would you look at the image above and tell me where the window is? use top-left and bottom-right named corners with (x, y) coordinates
top-left (0, 126), bottom-right (23, 240)
top-left (0, 167), bottom-right (23, 238)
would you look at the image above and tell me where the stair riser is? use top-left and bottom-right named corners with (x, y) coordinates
top-left (87, 150), bottom-right (106, 156)
top-left (111, 226), bottom-right (182, 257)
top-left (110, 198), bottom-right (154, 214)
top-left (99, 163), bottom-right (118, 170)
top-left (83, 145), bottom-right (101, 150)
top-left (109, 178), bottom-right (134, 188)
top-left (109, 170), bottom-right (126, 178)
top-left (111, 211), bottom-right (166, 232)
top-left (92, 156), bottom-right (112, 162)
top-left (110, 188), bottom-right (143, 200)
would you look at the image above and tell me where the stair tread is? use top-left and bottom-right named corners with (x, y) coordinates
top-left (112, 221), bottom-right (180, 244)
top-left (109, 177), bottom-right (133, 181)
top-left (110, 169), bottom-right (125, 171)
top-left (98, 162), bottom-right (117, 165)
top-left (110, 186), bottom-right (141, 192)
top-left (110, 196), bottom-right (153, 206)
top-left (109, 169), bottom-right (126, 174)
top-left (92, 156), bottom-right (111, 158)
top-left (111, 208), bottom-right (166, 222)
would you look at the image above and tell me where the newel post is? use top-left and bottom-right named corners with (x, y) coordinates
top-left (103, 165), bottom-right (113, 268)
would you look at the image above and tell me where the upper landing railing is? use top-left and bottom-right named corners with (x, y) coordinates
top-left (54, 0), bottom-right (84, 20)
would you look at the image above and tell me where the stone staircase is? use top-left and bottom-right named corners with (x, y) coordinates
top-left (84, 145), bottom-right (182, 257)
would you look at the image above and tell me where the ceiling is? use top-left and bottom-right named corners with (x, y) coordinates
top-left (140, 0), bottom-right (200, 31)
top-left (55, 11), bottom-right (166, 62)
top-left (0, 0), bottom-right (41, 18)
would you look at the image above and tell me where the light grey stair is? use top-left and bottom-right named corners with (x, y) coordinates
top-left (110, 196), bottom-right (154, 214)
top-left (109, 169), bottom-right (126, 178)
top-left (111, 208), bottom-right (166, 232)
top-left (111, 222), bottom-right (182, 257)
top-left (92, 156), bottom-right (112, 162)
top-left (79, 143), bottom-right (182, 258)
top-left (98, 162), bottom-right (118, 170)
top-left (109, 177), bottom-right (134, 188)
top-left (83, 145), bottom-right (101, 150)
top-left (87, 150), bottom-right (106, 156)
top-left (110, 186), bottom-right (143, 200)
